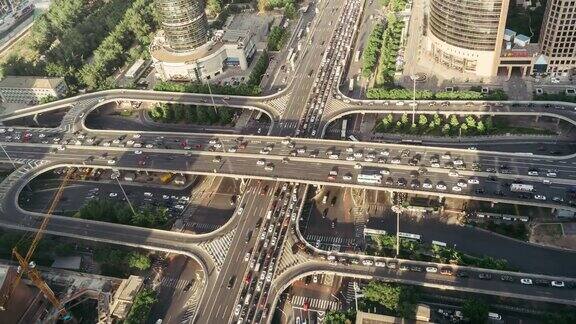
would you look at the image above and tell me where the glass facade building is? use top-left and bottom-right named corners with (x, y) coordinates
top-left (429, 0), bottom-right (505, 51)
top-left (539, 0), bottom-right (576, 75)
top-left (155, 0), bottom-right (209, 52)
top-left (426, 0), bottom-right (509, 77)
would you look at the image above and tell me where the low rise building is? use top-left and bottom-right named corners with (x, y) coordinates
top-left (110, 275), bottom-right (143, 320)
top-left (151, 28), bottom-right (256, 82)
top-left (0, 76), bottom-right (68, 104)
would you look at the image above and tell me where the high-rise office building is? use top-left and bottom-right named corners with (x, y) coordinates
top-left (155, 0), bottom-right (209, 52)
top-left (539, 0), bottom-right (576, 76)
top-left (425, 0), bottom-right (510, 77)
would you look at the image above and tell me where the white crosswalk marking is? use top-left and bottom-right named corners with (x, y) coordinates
top-left (305, 234), bottom-right (355, 246)
top-left (198, 229), bottom-right (236, 271)
top-left (291, 295), bottom-right (339, 311)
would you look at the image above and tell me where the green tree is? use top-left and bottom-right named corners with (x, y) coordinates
top-left (284, 2), bottom-right (296, 19)
top-left (462, 299), bottom-right (489, 324)
top-left (400, 113), bottom-right (409, 124)
top-left (363, 282), bottom-right (418, 318)
top-left (125, 289), bottom-right (157, 324)
top-left (128, 252), bottom-right (151, 270)
top-left (449, 115), bottom-right (460, 127)
top-left (418, 114), bottom-right (428, 126)
top-left (325, 309), bottom-right (355, 324)
top-left (465, 115), bottom-right (477, 128)
top-left (206, 0), bottom-right (222, 17)
top-left (485, 116), bottom-right (493, 130)
top-left (476, 120), bottom-right (485, 133)
top-left (433, 113), bottom-right (441, 126)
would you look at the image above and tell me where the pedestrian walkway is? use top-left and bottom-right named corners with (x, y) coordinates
top-left (275, 232), bottom-right (309, 277)
top-left (198, 229), bottom-right (236, 271)
top-left (180, 278), bottom-right (204, 324)
top-left (305, 234), bottom-right (355, 246)
top-left (264, 93), bottom-right (291, 116)
top-left (291, 295), bottom-right (339, 311)
top-left (158, 276), bottom-right (193, 290)
top-left (186, 222), bottom-right (221, 233)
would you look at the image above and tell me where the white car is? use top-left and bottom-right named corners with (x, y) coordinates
top-left (234, 304), bottom-right (241, 316)
top-left (362, 259), bottom-right (374, 266)
top-left (436, 183), bottom-right (447, 190)
top-left (57, 145), bottom-right (66, 151)
top-left (109, 192), bottom-right (118, 198)
top-left (132, 134), bottom-right (141, 139)
top-left (342, 174), bottom-right (352, 181)
top-left (534, 194), bottom-right (546, 201)
top-left (441, 154), bottom-right (451, 160)
top-left (390, 158), bottom-right (401, 164)
top-left (375, 261), bottom-right (387, 267)
top-left (134, 150), bottom-right (142, 155)
top-left (453, 159), bottom-right (464, 166)
top-left (426, 266), bottom-right (438, 273)
top-left (264, 164), bottom-right (274, 171)
top-left (174, 205), bottom-right (185, 210)
top-left (546, 172), bottom-right (557, 177)
top-left (38, 133), bottom-right (45, 138)
top-left (145, 144), bottom-right (154, 148)
top-left (237, 207), bottom-right (244, 215)
top-left (528, 171), bottom-right (539, 176)
top-left (423, 182), bottom-right (433, 189)
top-left (452, 186), bottom-right (462, 192)
top-left (354, 163), bottom-right (362, 170)
top-left (468, 178), bottom-right (479, 184)
top-left (346, 155), bottom-right (355, 161)
top-left (353, 152), bottom-right (363, 158)
top-left (107, 159), bottom-right (117, 165)
top-left (380, 150), bottom-right (390, 156)
top-left (430, 162), bottom-right (440, 168)
top-left (379, 169), bottom-right (390, 175)
top-left (520, 278), bottom-right (533, 285)
top-left (457, 181), bottom-right (468, 188)
top-left (346, 147), bottom-right (354, 153)
top-left (257, 159), bottom-right (266, 166)
top-left (448, 170), bottom-right (459, 177)
top-left (244, 252), bottom-right (250, 262)
top-left (551, 280), bottom-right (565, 287)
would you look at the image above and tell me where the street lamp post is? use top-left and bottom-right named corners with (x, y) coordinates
top-left (198, 65), bottom-right (218, 113)
top-left (410, 75), bottom-right (418, 126)
top-left (114, 173), bottom-right (136, 216)
top-left (0, 143), bottom-right (17, 170)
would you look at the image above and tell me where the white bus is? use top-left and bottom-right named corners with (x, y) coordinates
top-left (340, 119), bottom-right (348, 139)
top-left (255, 111), bottom-right (263, 120)
top-left (348, 135), bottom-right (358, 142)
top-left (348, 78), bottom-right (354, 92)
top-left (354, 50), bottom-right (361, 62)
top-left (510, 183), bottom-right (534, 192)
top-left (286, 48), bottom-right (294, 62)
top-left (399, 232), bottom-right (421, 241)
top-left (357, 172), bottom-right (382, 185)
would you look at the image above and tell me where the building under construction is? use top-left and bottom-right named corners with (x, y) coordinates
top-left (0, 262), bottom-right (143, 323)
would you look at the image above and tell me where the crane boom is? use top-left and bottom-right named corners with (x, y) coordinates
top-left (0, 168), bottom-right (73, 316)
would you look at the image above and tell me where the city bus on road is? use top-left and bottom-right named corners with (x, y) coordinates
top-left (340, 119), bottom-right (348, 139)
top-left (357, 172), bottom-right (382, 185)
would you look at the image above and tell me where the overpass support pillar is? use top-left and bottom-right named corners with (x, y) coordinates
top-left (535, 115), bottom-right (540, 123)
top-left (33, 113), bottom-right (39, 126)
top-left (240, 178), bottom-right (247, 192)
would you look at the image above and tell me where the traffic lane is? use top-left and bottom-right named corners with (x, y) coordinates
top-left (1, 145), bottom-right (572, 207)
top-left (66, 131), bottom-right (576, 179)
top-left (270, 261), bottom-right (576, 308)
top-left (374, 214), bottom-right (576, 277)
top-left (197, 180), bottom-right (276, 324)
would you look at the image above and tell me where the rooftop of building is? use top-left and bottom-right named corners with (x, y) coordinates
top-left (500, 40), bottom-right (540, 58)
top-left (0, 76), bottom-right (64, 89)
top-left (151, 28), bottom-right (252, 63)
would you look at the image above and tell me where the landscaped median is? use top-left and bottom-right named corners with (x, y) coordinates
top-left (373, 113), bottom-right (558, 137)
top-left (365, 233), bottom-right (514, 271)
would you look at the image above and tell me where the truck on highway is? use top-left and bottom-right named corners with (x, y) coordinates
top-left (510, 183), bottom-right (534, 193)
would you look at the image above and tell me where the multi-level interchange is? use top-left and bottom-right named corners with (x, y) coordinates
top-left (1, 0), bottom-right (576, 323)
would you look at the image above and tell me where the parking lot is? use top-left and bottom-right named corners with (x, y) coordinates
top-left (20, 169), bottom-right (239, 233)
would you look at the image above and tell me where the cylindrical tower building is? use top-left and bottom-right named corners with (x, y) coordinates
top-left (425, 0), bottom-right (510, 77)
top-left (155, 0), bottom-right (209, 52)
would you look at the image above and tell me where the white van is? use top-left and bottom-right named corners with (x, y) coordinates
top-left (488, 312), bottom-right (502, 320)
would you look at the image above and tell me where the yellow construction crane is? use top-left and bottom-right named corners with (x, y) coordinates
top-left (0, 168), bottom-right (74, 320)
